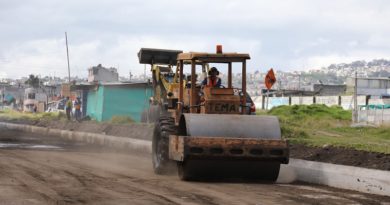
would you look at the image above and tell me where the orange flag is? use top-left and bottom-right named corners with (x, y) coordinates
top-left (265, 68), bottom-right (276, 90)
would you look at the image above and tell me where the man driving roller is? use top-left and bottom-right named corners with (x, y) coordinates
top-left (201, 67), bottom-right (221, 88)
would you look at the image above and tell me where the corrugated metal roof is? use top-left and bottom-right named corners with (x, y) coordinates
top-left (74, 81), bottom-right (151, 88)
top-left (355, 77), bottom-right (390, 80)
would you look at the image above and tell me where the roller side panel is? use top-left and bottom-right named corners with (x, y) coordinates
top-left (169, 135), bottom-right (289, 164)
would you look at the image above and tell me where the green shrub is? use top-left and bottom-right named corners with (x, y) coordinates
top-left (259, 104), bottom-right (390, 153)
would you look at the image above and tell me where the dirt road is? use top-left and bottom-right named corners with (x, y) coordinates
top-left (0, 130), bottom-right (389, 205)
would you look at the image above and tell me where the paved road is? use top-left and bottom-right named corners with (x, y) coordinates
top-left (0, 129), bottom-right (389, 205)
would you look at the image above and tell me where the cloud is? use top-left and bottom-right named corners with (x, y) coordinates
top-left (0, 0), bottom-right (390, 78)
top-left (0, 71), bottom-right (7, 79)
top-left (0, 39), bottom-right (68, 77)
top-left (366, 34), bottom-right (390, 48)
top-left (75, 35), bottom-right (262, 77)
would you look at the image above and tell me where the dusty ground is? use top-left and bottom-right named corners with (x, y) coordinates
top-left (0, 129), bottom-right (389, 205)
top-left (2, 117), bottom-right (390, 171)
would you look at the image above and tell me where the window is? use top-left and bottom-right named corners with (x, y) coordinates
top-left (28, 93), bottom-right (35, 99)
top-left (369, 80), bottom-right (380, 89)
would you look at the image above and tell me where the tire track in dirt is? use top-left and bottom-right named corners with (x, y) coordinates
top-left (0, 150), bottom-right (258, 204)
top-left (0, 154), bottom-right (60, 203)
top-left (0, 140), bottom-right (389, 205)
top-left (0, 150), bottom-right (185, 204)
top-left (3, 149), bottom-right (389, 205)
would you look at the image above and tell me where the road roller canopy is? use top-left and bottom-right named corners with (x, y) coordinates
top-left (177, 49), bottom-right (251, 115)
top-left (177, 52), bottom-right (250, 63)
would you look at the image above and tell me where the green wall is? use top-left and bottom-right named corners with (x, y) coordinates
top-left (86, 86), bottom-right (105, 121)
top-left (86, 84), bottom-right (152, 122)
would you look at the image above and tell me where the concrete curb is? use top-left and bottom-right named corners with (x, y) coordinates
top-left (0, 122), bottom-right (152, 155)
top-left (1, 122), bottom-right (389, 196)
top-left (278, 159), bottom-right (390, 196)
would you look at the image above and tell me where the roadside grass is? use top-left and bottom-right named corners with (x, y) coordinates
top-left (110, 116), bottom-right (135, 124)
top-left (0, 109), bottom-right (138, 125)
top-left (258, 104), bottom-right (390, 154)
top-left (0, 109), bottom-right (66, 122)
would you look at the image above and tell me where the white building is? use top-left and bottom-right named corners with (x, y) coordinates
top-left (23, 88), bottom-right (47, 112)
top-left (347, 77), bottom-right (390, 96)
top-left (88, 64), bottom-right (119, 83)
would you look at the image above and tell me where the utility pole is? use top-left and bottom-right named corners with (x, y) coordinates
top-left (278, 79), bottom-right (282, 90)
top-left (65, 32), bottom-right (71, 83)
top-left (1, 86), bottom-right (4, 110)
top-left (298, 74), bottom-right (301, 90)
top-left (353, 71), bottom-right (358, 123)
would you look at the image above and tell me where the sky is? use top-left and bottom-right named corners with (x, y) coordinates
top-left (0, 0), bottom-right (390, 79)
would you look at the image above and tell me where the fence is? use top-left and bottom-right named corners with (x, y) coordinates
top-left (252, 95), bottom-right (390, 125)
top-left (358, 107), bottom-right (390, 125)
top-left (253, 95), bottom-right (367, 110)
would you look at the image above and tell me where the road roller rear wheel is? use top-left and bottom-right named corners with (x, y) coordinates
top-left (152, 116), bottom-right (176, 174)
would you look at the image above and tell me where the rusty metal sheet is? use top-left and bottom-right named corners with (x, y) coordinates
top-left (169, 135), bottom-right (185, 161)
top-left (177, 52), bottom-right (250, 61)
top-left (184, 136), bottom-right (288, 147)
top-left (210, 88), bottom-right (235, 95)
top-left (168, 135), bottom-right (289, 163)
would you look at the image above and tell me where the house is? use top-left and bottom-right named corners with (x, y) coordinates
top-left (23, 88), bottom-right (47, 112)
top-left (75, 82), bottom-right (153, 122)
top-left (313, 84), bottom-right (346, 96)
top-left (88, 64), bottom-right (119, 83)
top-left (347, 77), bottom-right (390, 96)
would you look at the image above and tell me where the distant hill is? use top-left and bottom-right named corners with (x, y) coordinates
top-left (320, 59), bottom-right (390, 77)
top-left (247, 59), bottom-right (390, 92)
top-left (301, 59), bottom-right (390, 84)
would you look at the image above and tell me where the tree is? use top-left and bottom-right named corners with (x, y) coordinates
top-left (24, 74), bottom-right (40, 88)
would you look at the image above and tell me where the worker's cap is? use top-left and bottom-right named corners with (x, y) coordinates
top-left (208, 67), bottom-right (219, 75)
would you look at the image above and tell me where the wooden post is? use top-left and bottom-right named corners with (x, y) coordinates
top-left (338, 96), bottom-right (342, 106)
top-left (266, 89), bottom-right (269, 110)
top-left (228, 62), bottom-right (232, 88)
top-left (262, 94), bottom-right (265, 110)
top-left (190, 60), bottom-right (196, 113)
top-left (179, 60), bottom-right (184, 113)
top-left (242, 60), bottom-right (246, 114)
